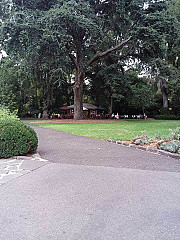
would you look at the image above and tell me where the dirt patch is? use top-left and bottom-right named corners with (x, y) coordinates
top-left (30, 119), bottom-right (127, 124)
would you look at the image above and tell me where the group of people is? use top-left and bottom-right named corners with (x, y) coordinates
top-left (111, 113), bottom-right (120, 119)
top-left (111, 113), bottom-right (147, 120)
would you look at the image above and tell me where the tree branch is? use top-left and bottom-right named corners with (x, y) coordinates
top-left (69, 53), bottom-right (77, 68)
top-left (88, 36), bottom-right (132, 66)
top-left (109, 44), bottom-right (135, 60)
top-left (65, 43), bottom-right (77, 68)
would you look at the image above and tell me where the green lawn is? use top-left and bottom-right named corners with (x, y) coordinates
top-left (31, 120), bottom-right (180, 141)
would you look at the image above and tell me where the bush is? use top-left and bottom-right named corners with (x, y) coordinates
top-left (0, 119), bottom-right (38, 158)
top-left (154, 108), bottom-right (180, 120)
top-left (0, 106), bottom-right (19, 121)
top-left (154, 115), bottom-right (180, 120)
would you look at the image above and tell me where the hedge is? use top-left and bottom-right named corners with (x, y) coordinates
top-left (154, 115), bottom-right (180, 120)
top-left (0, 119), bottom-right (38, 158)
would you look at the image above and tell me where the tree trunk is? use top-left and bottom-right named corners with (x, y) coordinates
top-left (73, 72), bottom-right (84, 120)
top-left (42, 108), bottom-right (48, 119)
top-left (108, 97), bottom-right (113, 114)
top-left (42, 92), bottom-right (50, 119)
top-left (73, 42), bottom-right (85, 120)
top-left (160, 78), bottom-right (168, 108)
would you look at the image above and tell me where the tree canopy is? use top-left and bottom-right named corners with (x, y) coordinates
top-left (0, 0), bottom-right (180, 119)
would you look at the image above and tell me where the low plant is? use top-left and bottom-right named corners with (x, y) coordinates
top-left (173, 127), bottom-right (180, 140)
top-left (158, 141), bottom-right (180, 154)
top-left (132, 128), bottom-right (180, 154)
top-left (132, 132), bottom-right (153, 145)
top-left (0, 107), bottom-right (38, 158)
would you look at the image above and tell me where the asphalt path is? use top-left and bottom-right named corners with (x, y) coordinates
top-left (0, 124), bottom-right (180, 240)
top-left (31, 125), bottom-right (180, 173)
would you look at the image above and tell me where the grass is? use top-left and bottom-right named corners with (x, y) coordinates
top-left (30, 120), bottom-right (180, 141)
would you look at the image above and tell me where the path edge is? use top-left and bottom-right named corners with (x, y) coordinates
top-left (108, 139), bottom-right (180, 160)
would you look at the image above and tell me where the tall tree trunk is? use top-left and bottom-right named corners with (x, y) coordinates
top-left (42, 92), bottom-right (50, 119)
top-left (160, 78), bottom-right (168, 108)
top-left (73, 43), bottom-right (85, 120)
top-left (73, 71), bottom-right (84, 120)
top-left (108, 97), bottom-right (113, 114)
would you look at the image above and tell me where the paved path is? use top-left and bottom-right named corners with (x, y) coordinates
top-left (0, 125), bottom-right (180, 240)
top-left (0, 154), bottom-right (48, 186)
top-left (32, 125), bottom-right (180, 172)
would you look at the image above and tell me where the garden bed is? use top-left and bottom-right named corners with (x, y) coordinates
top-left (108, 132), bottom-right (180, 160)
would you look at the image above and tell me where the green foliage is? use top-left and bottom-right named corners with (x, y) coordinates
top-left (158, 141), bottom-right (180, 153)
top-left (154, 115), bottom-right (180, 120)
top-left (0, 0), bottom-right (180, 118)
top-left (0, 58), bottom-right (22, 112)
top-left (132, 135), bottom-right (153, 145)
top-left (154, 109), bottom-right (180, 120)
top-left (0, 107), bottom-right (38, 158)
top-left (174, 127), bottom-right (180, 140)
top-left (154, 106), bottom-right (180, 120)
top-left (0, 119), bottom-right (38, 158)
top-left (128, 80), bottom-right (154, 112)
top-left (0, 106), bottom-right (19, 120)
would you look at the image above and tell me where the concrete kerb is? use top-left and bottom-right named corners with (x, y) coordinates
top-left (108, 139), bottom-right (180, 160)
top-left (0, 153), bottom-right (49, 186)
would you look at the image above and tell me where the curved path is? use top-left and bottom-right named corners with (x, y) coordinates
top-left (0, 125), bottom-right (180, 240)
top-left (32, 125), bottom-right (180, 172)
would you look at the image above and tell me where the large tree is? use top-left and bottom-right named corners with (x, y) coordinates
top-left (1, 0), bottom-right (177, 119)
top-left (45, 0), bottom-right (171, 119)
top-left (1, 0), bottom-right (71, 117)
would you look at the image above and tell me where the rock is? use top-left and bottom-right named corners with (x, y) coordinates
top-left (122, 142), bottom-right (129, 146)
top-left (147, 148), bottom-right (158, 153)
top-left (137, 146), bottom-right (147, 151)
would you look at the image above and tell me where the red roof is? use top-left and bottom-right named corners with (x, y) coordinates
top-left (60, 106), bottom-right (70, 110)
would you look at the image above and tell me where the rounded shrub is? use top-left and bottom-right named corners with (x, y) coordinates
top-left (0, 119), bottom-right (38, 158)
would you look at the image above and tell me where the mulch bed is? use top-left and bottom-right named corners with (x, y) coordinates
top-left (30, 119), bottom-right (127, 124)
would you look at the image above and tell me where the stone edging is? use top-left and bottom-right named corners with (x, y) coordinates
top-left (108, 139), bottom-right (180, 160)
